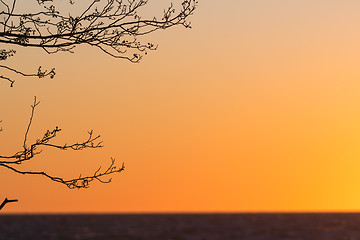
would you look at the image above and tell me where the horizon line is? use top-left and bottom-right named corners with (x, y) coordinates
top-left (4, 210), bottom-right (360, 215)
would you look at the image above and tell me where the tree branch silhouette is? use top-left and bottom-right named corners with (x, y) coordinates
top-left (0, 198), bottom-right (18, 211)
top-left (0, 0), bottom-right (197, 86)
top-left (1, 0), bottom-right (196, 210)
top-left (0, 97), bottom-right (125, 190)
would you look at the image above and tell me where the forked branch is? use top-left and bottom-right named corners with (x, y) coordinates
top-left (0, 198), bottom-right (18, 211)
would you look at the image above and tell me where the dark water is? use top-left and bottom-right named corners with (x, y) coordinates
top-left (1, 213), bottom-right (360, 240)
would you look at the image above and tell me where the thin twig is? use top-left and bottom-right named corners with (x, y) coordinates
top-left (23, 97), bottom-right (40, 150)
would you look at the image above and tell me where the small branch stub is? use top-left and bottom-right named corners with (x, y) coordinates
top-left (0, 198), bottom-right (18, 211)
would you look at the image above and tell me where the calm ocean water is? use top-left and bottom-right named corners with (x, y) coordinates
top-left (0, 213), bottom-right (360, 240)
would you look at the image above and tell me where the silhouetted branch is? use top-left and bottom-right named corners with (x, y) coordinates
top-left (0, 198), bottom-right (18, 211)
top-left (0, 0), bottom-right (196, 210)
top-left (0, 97), bottom-right (125, 189)
top-left (0, 75), bottom-right (14, 87)
top-left (1, 158), bottom-right (125, 189)
top-left (0, 0), bottom-right (197, 86)
top-left (0, 65), bottom-right (55, 78)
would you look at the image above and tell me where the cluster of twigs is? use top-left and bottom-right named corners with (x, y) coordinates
top-left (0, 97), bottom-right (124, 210)
top-left (0, 97), bottom-right (125, 190)
top-left (0, 0), bottom-right (197, 86)
top-left (0, 0), bottom-right (196, 210)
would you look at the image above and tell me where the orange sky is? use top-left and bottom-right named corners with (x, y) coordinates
top-left (2, 0), bottom-right (360, 213)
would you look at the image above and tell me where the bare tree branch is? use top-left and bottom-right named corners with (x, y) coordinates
top-left (0, 65), bottom-right (55, 78)
top-left (0, 97), bottom-right (125, 189)
top-left (0, 0), bottom-right (196, 210)
top-left (0, 198), bottom-right (18, 211)
top-left (0, 0), bottom-right (197, 86)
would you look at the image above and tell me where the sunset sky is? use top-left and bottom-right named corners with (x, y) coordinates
top-left (2, 0), bottom-right (360, 213)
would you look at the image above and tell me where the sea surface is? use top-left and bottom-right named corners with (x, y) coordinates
top-left (0, 213), bottom-right (360, 240)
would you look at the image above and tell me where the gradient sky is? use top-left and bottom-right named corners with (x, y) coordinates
top-left (2, 0), bottom-right (360, 213)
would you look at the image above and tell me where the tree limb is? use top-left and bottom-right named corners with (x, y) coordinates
top-left (0, 0), bottom-right (197, 85)
top-left (0, 97), bottom-right (125, 189)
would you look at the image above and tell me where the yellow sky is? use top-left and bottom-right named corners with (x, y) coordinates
top-left (2, 0), bottom-right (360, 213)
